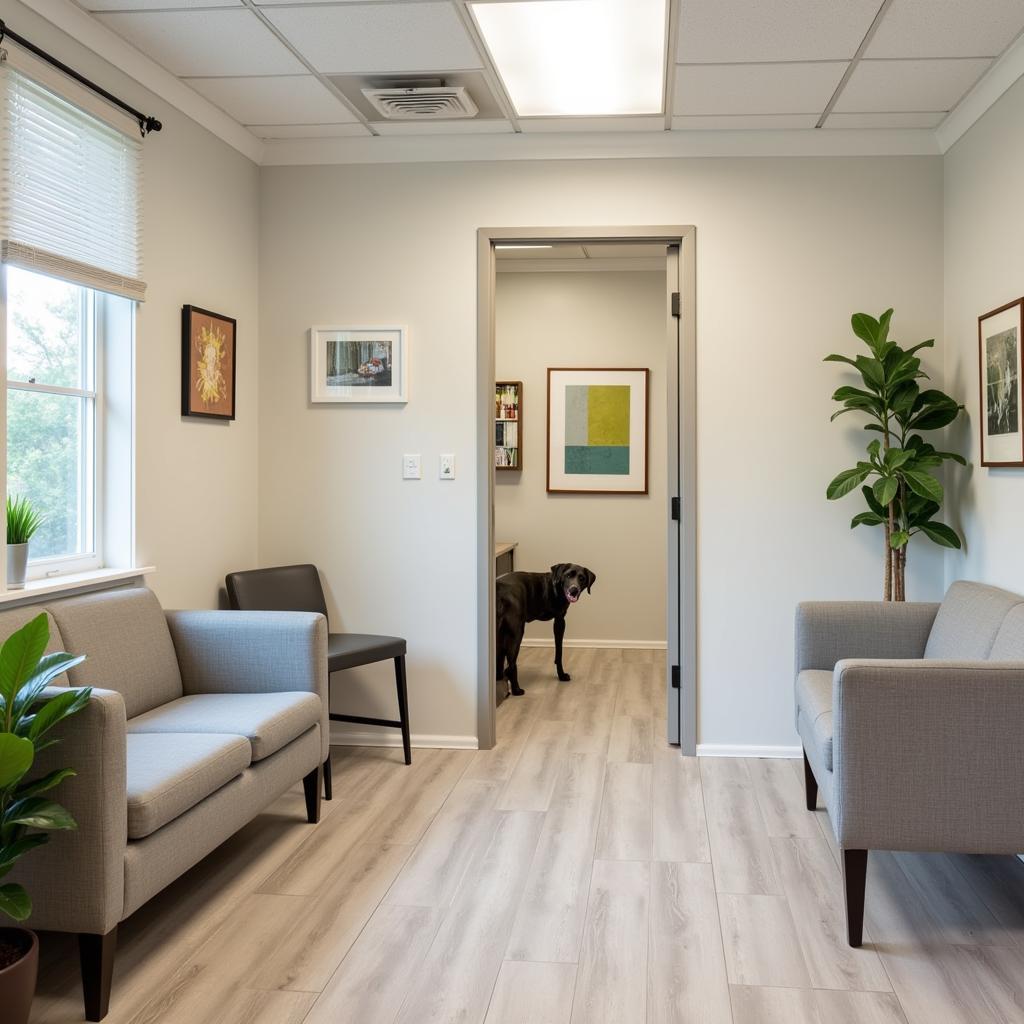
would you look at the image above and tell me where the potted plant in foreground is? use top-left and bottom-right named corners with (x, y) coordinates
top-left (825, 309), bottom-right (966, 601)
top-left (6, 497), bottom-right (44, 591)
top-left (0, 614), bottom-right (87, 1024)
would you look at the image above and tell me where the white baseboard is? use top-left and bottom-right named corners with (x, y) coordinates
top-left (697, 743), bottom-right (802, 759)
top-left (520, 638), bottom-right (667, 650)
top-left (329, 724), bottom-right (478, 750)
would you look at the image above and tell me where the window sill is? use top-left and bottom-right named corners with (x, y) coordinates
top-left (0, 566), bottom-right (155, 608)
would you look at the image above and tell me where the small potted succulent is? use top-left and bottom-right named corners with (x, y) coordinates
top-left (0, 613), bottom-right (87, 1023)
top-left (6, 497), bottom-right (44, 591)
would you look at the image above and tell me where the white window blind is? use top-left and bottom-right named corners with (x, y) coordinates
top-left (0, 59), bottom-right (145, 302)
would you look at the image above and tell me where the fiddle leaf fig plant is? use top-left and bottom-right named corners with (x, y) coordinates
top-left (0, 613), bottom-right (87, 921)
top-left (825, 309), bottom-right (966, 602)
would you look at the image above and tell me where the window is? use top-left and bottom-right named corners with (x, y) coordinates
top-left (0, 52), bottom-right (145, 590)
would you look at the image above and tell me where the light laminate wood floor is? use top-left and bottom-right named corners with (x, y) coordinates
top-left (29, 647), bottom-right (1024, 1023)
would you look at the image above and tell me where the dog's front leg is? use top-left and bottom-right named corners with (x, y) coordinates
top-left (554, 617), bottom-right (570, 682)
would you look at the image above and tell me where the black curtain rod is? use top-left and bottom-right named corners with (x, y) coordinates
top-left (0, 19), bottom-right (161, 136)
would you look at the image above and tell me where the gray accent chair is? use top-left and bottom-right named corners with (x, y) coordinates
top-left (2, 586), bottom-right (328, 1021)
top-left (796, 580), bottom-right (1024, 948)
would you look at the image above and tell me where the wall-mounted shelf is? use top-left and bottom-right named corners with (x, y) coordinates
top-left (495, 380), bottom-right (522, 471)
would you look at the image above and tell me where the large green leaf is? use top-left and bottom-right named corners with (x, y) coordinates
top-left (827, 467), bottom-right (871, 500)
top-left (884, 447), bottom-right (914, 471)
top-left (0, 883), bottom-right (30, 922)
top-left (877, 308), bottom-right (894, 345)
top-left (0, 834), bottom-right (48, 877)
top-left (11, 654), bottom-right (86, 725)
top-left (24, 687), bottom-right (91, 742)
top-left (832, 386), bottom-right (880, 404)
top-left (824, 353), bottom-right (858, 367)
top-left (0, 733), bottom-right (33, 790)
top-left (873, 477), bottom-right (899, 507)
top-left (4, 797), bottom-right (77, 831)
top-left (851, 511), bottom-right (886, 528)
top-left (861, 484), bottom-right (886, 518)
top-left (890, 530), bottom-right (910, 549)
top-left (904, 338), bottom-right (935, 357)
top-left (0, 614), bottom-right (49, 706)
top-left (854, 355), bottom-right (886, 389)
top-left (919, 522), bottom-right (962, 549)
top-left (904, 469), bottom-right (944, 504)
top-left (851, 312), bottom-right (880, 346)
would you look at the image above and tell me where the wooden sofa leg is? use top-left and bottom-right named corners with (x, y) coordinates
top-left (842, 849), bottom-right (868, 948)
top-left (803, 750), bottom-right (818, 811)
top-left (303, 764), bottom-right (322, 824)
top-left (323, 753), bottom-right (333, 801)
top-left (79, 927), bottom-right (117, 1022)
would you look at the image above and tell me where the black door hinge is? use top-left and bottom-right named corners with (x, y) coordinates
top-left (671, 292), bottom-right (680, 318)
top-left (671, 665), bottom-right (680, 689)
top-left (671, 496), bottom-right (680, 521)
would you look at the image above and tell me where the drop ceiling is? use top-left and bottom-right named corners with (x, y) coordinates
top-left (64, 0), bottom-right (1024, 149)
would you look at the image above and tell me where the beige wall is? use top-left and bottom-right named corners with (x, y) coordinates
top-left (1, 0), bottom-right (261, 609)
top-left (944, 74), bottom-right (1024, 594)
top-left (494, 269), bottom-right (667, 645)
top-left (259, 156), bottom-right (945, 751)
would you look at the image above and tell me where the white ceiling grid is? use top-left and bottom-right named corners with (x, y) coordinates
top-left (71, 0), bottom-right (1024, 143)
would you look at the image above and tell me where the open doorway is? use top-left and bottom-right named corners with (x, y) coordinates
top-left (476, 227), bottom-right (696, 755)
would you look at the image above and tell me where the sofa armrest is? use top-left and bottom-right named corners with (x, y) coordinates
top-left (6, 687), bottom-right (127, 935)
top-left (831, 658), bottom-right (1024, 853)
top-left (166, 610), bottom-right (329, 758)
top-left (795, 601), bottom-right (939, 672)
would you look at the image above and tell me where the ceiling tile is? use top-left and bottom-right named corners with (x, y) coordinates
top-left (249, 123), bottom-right (372, 139)
top-left (866, 0), bottom-right (1024, 59)
top-left (185, 75), bottom-right (359, 125)
top-left (824, 111), bottom-right (946, 129)
top-left (261, 3), bottom-right (483, 74)
top-left (672, 62), bottom-right (846, 115)
top-left (519, 116), bottom-right (666, 133)
top-left (834, 58), bottom-right (992, 112)
top-left (676, 0), bottom-right (880, 62)
top-left (371, 119), bottom-right (513, 135)
top-left (82, 0), bottom-right (240, 8)
top-left (670, 113), bottom-right (819, 129)
top-left (95, 10), bottom-right (306, 76)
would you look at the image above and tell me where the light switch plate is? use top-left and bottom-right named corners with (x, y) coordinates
top-left (440, 454), bottom-right (455, 480)
top-left (403, 454), bottom-right (421, 480)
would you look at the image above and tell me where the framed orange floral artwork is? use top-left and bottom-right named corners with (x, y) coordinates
top-left (182, 305), bottom-right (236, 420)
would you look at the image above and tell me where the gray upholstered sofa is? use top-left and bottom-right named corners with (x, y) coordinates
top-left (796, 579), bottom-right (1024, 948)
top-left (3, 585), bottom-right (329, 1021)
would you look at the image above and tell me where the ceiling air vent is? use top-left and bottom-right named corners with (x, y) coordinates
top-left (361, 84), bottom-right (479, 121)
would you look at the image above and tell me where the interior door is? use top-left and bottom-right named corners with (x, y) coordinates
top-left (666, 245), bottom-right (682, 744)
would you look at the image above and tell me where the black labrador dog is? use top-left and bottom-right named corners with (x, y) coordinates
top-left (496, 563), bottom-right (596, 696)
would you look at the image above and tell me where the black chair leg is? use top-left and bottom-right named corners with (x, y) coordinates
top-left (79, 927), bottom-right (117, 1022)
top-left (803, 750), bottom-right (818, 811)
top-left (303, 764), bottom-right (322, 823)
top-left (323, 753), bottom-right (333, 800)
top-left (394, 655), bottom-right (412, 765)
top-left (843, 849), bottom-right (868, 947)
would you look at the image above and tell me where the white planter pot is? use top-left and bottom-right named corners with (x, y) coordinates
top-left (6, 543), bottom-right (29, 590)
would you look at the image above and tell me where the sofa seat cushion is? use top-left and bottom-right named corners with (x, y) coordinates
top-left (127, 691), bottom-right (321, 761)
top-left (795, 669), bottom-right (833, 771)
top-left (126, 732), bottom-right (251, 839)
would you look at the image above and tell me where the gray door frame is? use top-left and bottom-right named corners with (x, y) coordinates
top-left (476, 225), bottom-right (697, 754)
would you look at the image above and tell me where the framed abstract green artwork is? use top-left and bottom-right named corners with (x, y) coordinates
top-left (546, 368), bottom-right (649, 494)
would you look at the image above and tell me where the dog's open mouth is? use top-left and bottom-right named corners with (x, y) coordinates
top-left (565, 589), bottom-right (579, 603)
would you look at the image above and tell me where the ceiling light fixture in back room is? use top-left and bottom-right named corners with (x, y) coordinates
top-left (470, 0), bottom-right (667, 118)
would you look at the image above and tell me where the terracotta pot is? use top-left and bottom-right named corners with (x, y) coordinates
top-left (0, 927), bottom-right (38, 1024)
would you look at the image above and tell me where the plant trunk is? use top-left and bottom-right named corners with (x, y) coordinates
top-left (883, 522), bottom-right (893, 602)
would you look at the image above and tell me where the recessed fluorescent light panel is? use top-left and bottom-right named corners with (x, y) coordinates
top-left (470, 0), bottom-right (666, 118)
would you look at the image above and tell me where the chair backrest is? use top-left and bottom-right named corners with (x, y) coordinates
top-left (924, 580), bottom-right (1024, 661)
top-left (225, 564), bottom-right (329, 624)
